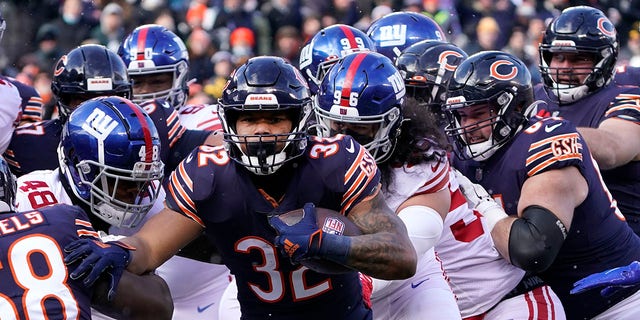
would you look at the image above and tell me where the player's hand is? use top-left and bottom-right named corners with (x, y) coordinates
top-left (64, 239), bottom-right (135, 301)
top-left (571, 261), bottom-right (640, 297)
top-left (269, 203), bottom-right (323, 263)
top-left (453, 169), bottom-right (507, 232)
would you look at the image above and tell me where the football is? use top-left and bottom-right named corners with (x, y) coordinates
top-left (276, 207), bottom-right (362, 274)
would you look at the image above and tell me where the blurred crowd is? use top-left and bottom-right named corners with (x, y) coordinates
top-left (2, 0), bottom-right (640, 110)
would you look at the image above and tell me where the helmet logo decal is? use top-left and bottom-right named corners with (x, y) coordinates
top-left (87, 78), bottom-right (114, 91)
top-left (597, 17), bottom-right (615, 37)
top-left (439, 50), bottom-right (465, 71)
top-left (377, 24), bottom-right (407, 47)
top-left (339, 25), bottom-right (359, 49)
top-left (135, 27), bottom-right (149, 61)
top-left (124, 98), bottom-right (155, 162)
top-left (82, 108), bottom-right (119, 162)
top-left (490, 60), bottom-right (517, 80)
top-left (53, 55), bottom-right (67, 77)
top-left (299, 44), bottom-right (312, 69)
top-left (388, 71), bottom-right (406, 101)
top-left (338, 53), bottom-right (367, 107)
top-left (245, 94), bottom-right (278, 105)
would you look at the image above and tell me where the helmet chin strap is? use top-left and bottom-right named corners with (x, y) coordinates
top-left (555, 83), bottom-right (589, 103)
top-left (242, 141), bottom-right (287, 175)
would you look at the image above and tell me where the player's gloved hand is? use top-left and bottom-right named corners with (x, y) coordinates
top-left (359, 273), bottom-right (373, 309)
top-left (270, 203), bottom-right (323, 263)
top-left (269, 203), bottom-right (351, 265)
top-left (571, 261), bottom-right (640, 297)
top-left (453, 169), bottom-right (507, 232)
top-left (64, 239), bottom-right (135, 301)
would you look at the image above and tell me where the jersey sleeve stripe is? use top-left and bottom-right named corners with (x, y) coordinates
top-left (344, 148), bottom-right (365, 184)
top-left (77, 230), bottom-right (100, 238)
top-left (527, 154), bottom-right (583, 177)
top-left (166, 182), bottom-right (202, 225)
top-left (526, 148), bottom-right (554, 166)
top-left (177, 161), bottom-right (194, 191)
top-left (615, 94), bottom-right (640, 100)
top-left (75, 219), bottom-right (93, 228)
top-left (414, 161), bottom-right (450, 194)
top-left (169, 171), bottom-right (195, 209)
top-left (605, 103), bottom-right (640, 117)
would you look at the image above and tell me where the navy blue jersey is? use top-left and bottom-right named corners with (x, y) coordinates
top-left (454, 117), bottom-right (640, 319)
top-left (535, 83), bottom-right (640, 235)
top-left (614, 65), bottom-right (640, 86)
top-left (0, 204), bottom-right (97, 319)
top-left (7, 77), bottom-right (43, 123)
top-left (165, 134), bottom-right (379, 320)
top-left (4, 118), bottom-right (63, 176)
top-left (4, 98), bottom-right (208, 177)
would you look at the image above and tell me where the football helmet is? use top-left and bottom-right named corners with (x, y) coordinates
top-left (315, 51), bottom-right (405, 162)
top-left (58, 96), bottom-right (164, 228)
top-left (366, 11), bottom-right (445, 62)
top-left (0, 157), bottom-right (16, 212)
top-left (539, 6), bottom-right (618, 103)
top-left (51, 44), bottom-right (132, 119)
top-left (118, 24), bottom-right (190, 108)
top-left (443, 51), bottom-right (533, 161)
top-left (218, 56), bottom-right (313, 175)
top-left (299, 24), bottom-right (376, 94)
top-left (395, 40), bottom-right (467, 126)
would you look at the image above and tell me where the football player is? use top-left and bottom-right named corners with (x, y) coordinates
top-left (444, 50), bottom-right (640, 319)
top-left (118, 24), bottom-right (231, 319)
top-left (63, 56), bottom-right (417, 320)
top-left (0, 155), bottom-right (172, 319)
top-left (13, 96), bottom-right (171, 319)
top-left (0, 8), bottom-right (44, 127)
top-left (394, 40), bottom-right (565, 319)
top-left (118, 24), bottom-right (223, 137)
top-left (315, 50), bottom-right (461, 319)
top-left (535, 6), bottom-right (640, 235)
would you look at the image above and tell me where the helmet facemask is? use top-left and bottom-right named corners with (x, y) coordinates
top-left (59, 143), bottom-right (164, 228)
top-left (315, 100), bottom-right (402, 163)
top-left (445, 90), bottom-right (526, 161)
top-left (129, 60), bottom-right (190, 108)
top-left (219, 103), bottom-right (312, 175)
top-left (539, 46), bottom-right (615, 104)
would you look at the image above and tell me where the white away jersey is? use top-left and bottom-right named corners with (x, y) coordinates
top-left (436, 171), bottom-right (525, 317)
top-left (0, 79), bottom-right (23, 153)
top-left (177, 104), bottom-right (222, 131)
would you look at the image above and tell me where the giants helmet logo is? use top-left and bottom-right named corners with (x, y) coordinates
top-left (490, 60), bottom-right (518, 81)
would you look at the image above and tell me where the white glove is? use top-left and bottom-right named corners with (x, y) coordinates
top-left (453, 169), bottom-right (508, 232)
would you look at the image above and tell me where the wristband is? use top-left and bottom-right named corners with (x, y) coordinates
top-left (316, 233), bottom-right (352, 265)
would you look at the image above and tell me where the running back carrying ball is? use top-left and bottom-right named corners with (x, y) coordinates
top-left (270, 203), bottom-right (362, 274)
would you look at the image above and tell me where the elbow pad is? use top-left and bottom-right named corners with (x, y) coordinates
top-left (508, 205), bottom-right (568, 273)
top-left (397, 205), bottom-right (444, 256)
